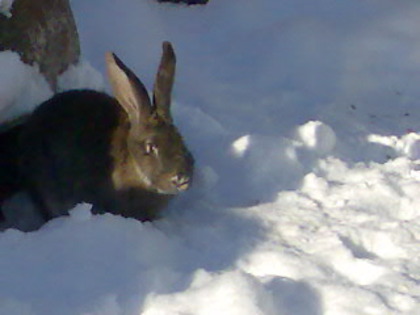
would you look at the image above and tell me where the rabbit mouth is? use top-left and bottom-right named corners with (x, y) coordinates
top-left (154, 176), bottom-right (191, 195)
top-left (171, 174), bottom-right (191, 192)
top-left (175, 179), bottom-right (190, 192)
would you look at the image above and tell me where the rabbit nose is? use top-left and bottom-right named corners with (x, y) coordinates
top-left (171, 174), bottom-right (191, 191)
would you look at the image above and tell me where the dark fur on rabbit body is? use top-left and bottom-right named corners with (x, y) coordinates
top-left (0, 122), bottom-right (24, 221)
top-left (19, 42), bottom-right (194, 222)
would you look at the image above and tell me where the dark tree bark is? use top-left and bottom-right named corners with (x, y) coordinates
top-left (0, 0), bottom-right (80, 91)
top-left (157, 0), bottom-right (209, 5)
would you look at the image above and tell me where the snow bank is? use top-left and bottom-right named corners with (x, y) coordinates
top-left (296, 121), bottom-right (336, 154)
top-left (1, 152), bottom-right (418, 314)
top-left (0, 51), bottom-right (51, 125)
top-left (0, 0), bottom-right (14, 17)
top-left (0, 51), bottom-right (103, 126)
top-left (238, 156), bottom-right (420, 314)
top-left (143, 270), bottom-right (276, 315)
top-left (57, 60), bottom-right (104, 92)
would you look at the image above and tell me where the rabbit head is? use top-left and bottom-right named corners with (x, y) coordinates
top-left (107, 42), bottom-right (194, 196)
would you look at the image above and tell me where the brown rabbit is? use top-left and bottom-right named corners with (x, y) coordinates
top-left (19, 41), bottom-right (194, 222)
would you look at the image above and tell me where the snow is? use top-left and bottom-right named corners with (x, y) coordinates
top-left (1, 0), bottom-right (420, 314)
top-left (0, 0), bottom-right (14, 17)
top-left (0, 51), bottom-right (52, 125)
top-left (296, 121), bottom-right (336, 154)
top-left (0, 52), bottom-right (104, 126)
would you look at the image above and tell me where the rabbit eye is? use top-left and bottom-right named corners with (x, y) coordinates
top-left (145, 142), bottom-right (158, 155)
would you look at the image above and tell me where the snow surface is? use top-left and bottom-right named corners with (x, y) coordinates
top-left (1, 0), bottom-right (420, 314)
top-left (0, 0), bottom-right (14, 17)
top-left (0, 52), bottom-right (51, 125)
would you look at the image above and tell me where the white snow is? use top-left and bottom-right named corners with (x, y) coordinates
top-left (0, 0), bottom-right (14, 17)
top-left (0, 51), bottom-right (52, 125)
top-left (57, 60), bottom-right (104, 93)
top-left (0, 0), bottom-right (420, 314)
top-left (296, 121), bottom-right (336, 154)
top-left (0, 52), bottom-right (104, 127)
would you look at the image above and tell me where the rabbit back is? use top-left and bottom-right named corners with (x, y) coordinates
top-left (20, 90), bottom-right (126, 218)
top-left (0, 123), bottom-right (24, 221)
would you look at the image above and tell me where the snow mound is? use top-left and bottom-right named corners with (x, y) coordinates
top-left (57, 60), bottom-right (104, 92)
top-left (296, 120), bottom-right (336, 154)
top-left (0, 51), bottom-right (103, 126)
top-left (0, 0), bottom-right (14, 17)
top-left (368, 132), bottom-right (420, 160)
top-left (0, 51), bottom-right (52, 124)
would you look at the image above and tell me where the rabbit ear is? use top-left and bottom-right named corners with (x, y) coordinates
top-left (106, 52), bottom-right (152, 124)
top-left (153, 41), bottom-right (176, 123)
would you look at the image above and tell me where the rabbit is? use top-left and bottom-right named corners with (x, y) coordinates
top-left (0, 122), bottom-right (25, 222)
top-left (19, 41), bottom-right (194, 223)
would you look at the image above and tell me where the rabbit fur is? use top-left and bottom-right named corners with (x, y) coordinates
top-left (0, 122), bottom-right (24, 222)
top-left (19, 41), bottom-right (194, 222)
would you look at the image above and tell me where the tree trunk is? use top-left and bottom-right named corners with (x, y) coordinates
top-left (0, 0), bottom-right (80, 91)
top-left (157, 0), bottom-right (209, 5)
